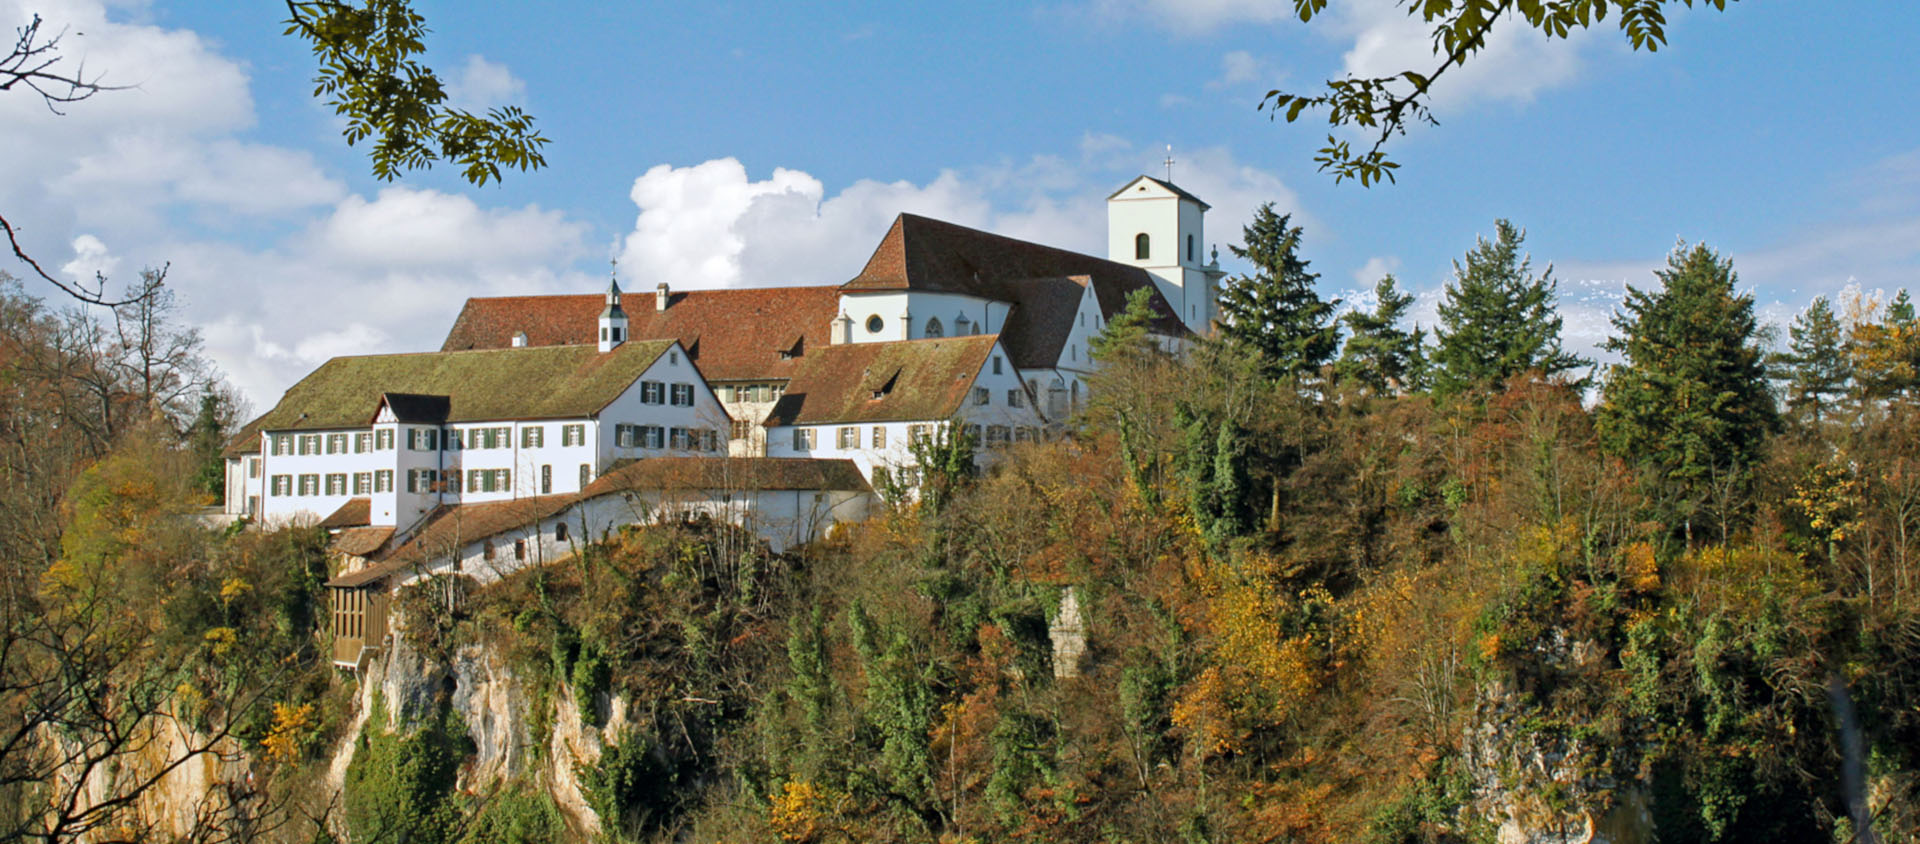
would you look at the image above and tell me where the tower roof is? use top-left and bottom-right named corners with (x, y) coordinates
top-left (1106, 174), bottom-right (1210, 210)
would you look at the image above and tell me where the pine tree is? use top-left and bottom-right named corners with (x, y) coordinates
top-left (186, 389), bottom-right (232, 504)
top-left (1431, 220), bottom-right (1587, 394)
top-left (1335, 274), bottom-right (1428, 394)
top-left (1597, 242), bottom-right (1776, 545)
top-left (1217, 204), bottom-right (1340, 381)
top-left (1768, 296), bottom-right (1850, 425)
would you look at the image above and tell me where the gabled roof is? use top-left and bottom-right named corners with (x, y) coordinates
top-left (1106, 174), bottom-right (1211, 210)
top-left (584, 456), bottom-right (871, 497)
top-left (763, 335), bottom-right (999, 427)
top-left (439, 286), bottom-right (840, 382)
top-left (378, 393), bottom-right (450, 424)
top-left (331, 525), bottom-right (394, 559)
top-left (319, 497), bottom-right (372, 529)
top-left (247, 340), bottom-right (676, 434)
top-left (330, 494), bottom-right (578, 587)
top-left (841, 214), bottom-right (1188, 337)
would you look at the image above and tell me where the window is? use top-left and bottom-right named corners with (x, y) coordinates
top-left (617, 423), bottom-right (638, 448)
top-left (670, 427), bottom-right (691, 450)
top-left (442, 469), bottom-right (461, 494)
top-left (298, 434), bottom-right (321, 456)
top-left (271, 475), bottom-right (291, 496)
top-left (992, 356), bottom-right (1003, 375)
top-left (838, 426), bottom-right (858, 449)
top-left (325, 473), bottom-right (347, 496)
top-left (354, 432), bottom-right (371, 453)
top-left (562, 424), bottom-right (585, 446)
top-left (496, 469), bottom-right (511, 491)
top-left (483, 540), bottom-right (495, 561)
top-left (872, 426), bottom-right (886, 448)
top-left (1187, 233), bottom-right (1195, 261)
top-left (974, 387), bottom-right (989, 406)
top-left (866, 314), bottom-right (884, 334)
top-left (520, 426), bottom-right (542, 448)
top-left (579, 464), bottom-right (591, 489)
top-left (407, 428), bottom-right (437, 450)
top-left (987, 425), bottom-right (1010, 448)
top-left (718, 385), bottom-right (737, 402)
top-left (372, 429), bottom-right (391, 450)
top-left (641, 381), bottom-right (664, 404)
top-left (541, 464), bottom-right (552, 494)
top-left (375, 470), bottom-right (393, 492)
top-left (514, 540), bottom-right (526, 561)
top-left (351, 472), bottom-right (371, 495)
top-left (908, 424), bottom-right (932, 444)
top-left (271, 435), bottom-right (293, 456)
top-left (326, 433), bottom-right (348, 454)
top-left (298, 474), bottom-right (319, 496)
top-left (643, 426), bottom-right (664, 449)
top-left (731, 419), bottom-right (753, 440)
top-left (466, 468), bottom-right (483, 492)
top-left (965, 424), bottom-right (982, 443)
top-left (555, 521), bottom-right (569, 542)
top-left (701, 429), bottom-right (720, 452)
top-left (405, 469), bottom-right (426, 493)
top-left (611, 326), bottom-right (623, 342)
top-left (670, 383), bottom-right (694, 406)
top-left (1134, 232), bottom-right (1150, 260)
top-left (1015, 427), bottom-right (1035, 443)
top-left (794, 428), bottom-right (815, 450)
top-left (925, 317), bottom-right (944, 338)
top-left (1008, 389), bottom-right (1023, 408)
top-left (247, 458), bottom-right (259, 478)
top-left (669, 351), bottom-right (679, 365)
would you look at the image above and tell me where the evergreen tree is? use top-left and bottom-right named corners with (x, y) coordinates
top-left (186, 389), bottom-right (233, 505)
top-left (1431, 220), bottom-right (1587, 393)
top-left (1850, 289), bottom-right (1920, 402)
top-left (1768, 296), bottom-right (1850, 425)
top-left (1217, 204), bottom-right (1340, 381)
top-left (1335, 274), bottom-right (1429, 394)
top-left (1597, 242), bottom-right (1776, 545)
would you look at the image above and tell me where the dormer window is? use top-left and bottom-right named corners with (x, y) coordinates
top-left (1135, 233), bottom-right (1150, 260)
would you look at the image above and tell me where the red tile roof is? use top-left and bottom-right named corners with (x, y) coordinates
top-left (331, 525), bottom-right (394, 558)
top-left (440, 286), bottom-right (841, 383)
top-left (763, 335), bottom-right (999, 427)
top-left (329, 494), bottom-right (577, 587)
top-left (319, 497), bottom-right (372, 529)
top-left (842, 213), bottom-right (1189, 338)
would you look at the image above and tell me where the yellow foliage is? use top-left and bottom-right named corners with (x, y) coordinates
top-left (768, 780), bottom-right (848, 843)
top-left (203, 627), bottom-right (237, 657)
top-left (262, 702), bottom-right (315, 763)
top-left (1623, 542), bottom-right (1661, 594)
top-left (1790, 459), bottom-right (1863, 545)
top-left (219, 576), bottom-right (253, 603)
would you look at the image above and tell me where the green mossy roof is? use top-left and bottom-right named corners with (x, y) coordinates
top-left (251, 340), bottom-right (675, 433)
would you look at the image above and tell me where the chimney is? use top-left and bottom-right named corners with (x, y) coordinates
top-left (656, 282), bottom-right (669, 312)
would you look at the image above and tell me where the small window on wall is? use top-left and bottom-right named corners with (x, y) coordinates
top-left (1187, 234), bottom-right (1195, 261)
top-left (555, 521), bottom-right (569, 542)
top-left (925, 318), bottom-right (944, 338)
top-left (866, 315), bottom-right (884, 334)
top-left (1135, 232), bottom-right (1150, 260)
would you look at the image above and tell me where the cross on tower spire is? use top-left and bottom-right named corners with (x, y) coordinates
top-left (1164, 145), bottom-right (1174, 182)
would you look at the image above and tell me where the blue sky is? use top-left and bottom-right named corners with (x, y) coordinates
top-left (4, 1), bottom-right (1918, 406)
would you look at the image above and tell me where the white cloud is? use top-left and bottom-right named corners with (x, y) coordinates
top-left (59, 233), bottom-right (119, 284)
top-left (1090, 0), bottom-right (1290, 34)
top-left (444, 54), bottom-right (526, 112)
top-left (1352, 255), bottom-right (1400, 288)
top-left (1210, 50), bottom-right (1279, 90)
top-left (1333, 0), bottom-right (1593, 110)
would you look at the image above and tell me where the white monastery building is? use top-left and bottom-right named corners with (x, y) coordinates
top-left (224, 175), bottom-right (1225, 666)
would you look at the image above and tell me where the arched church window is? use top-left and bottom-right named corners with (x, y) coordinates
top-left (1187, 234), bottom-right (1195, 261)
top-left (924, 317), bottom-right (944, 338)
top-left (866, 315), bottom-right (884, 334)
top-left (1134, 233), bottom-right (1150, 260)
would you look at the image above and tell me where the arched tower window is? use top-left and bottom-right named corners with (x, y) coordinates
top-left (1134, 233), bottom-right (1150, 260)
top-left (1187, 234), bottom-right (1195, 261)
top-left (924, 317), bottom-right (944, 338)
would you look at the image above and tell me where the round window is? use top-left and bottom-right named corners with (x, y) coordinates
top-left (866, 315), bottom-right (884, 334)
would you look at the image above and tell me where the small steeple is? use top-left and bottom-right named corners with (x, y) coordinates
top-left (599, 274), bottom-right (628, 352)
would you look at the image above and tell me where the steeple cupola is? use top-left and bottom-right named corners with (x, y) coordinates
top-left (599, 278), bottom-right (628, 352)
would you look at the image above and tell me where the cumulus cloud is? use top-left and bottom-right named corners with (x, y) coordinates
top-left (444, 55), bottom-right (526, 112)
top-left (613, 144), bottom-right (1306, 295)
top-left (1210, 50), bottom-right (1279, 90)
top-left (1333, 0), bottom-right (1594, 109)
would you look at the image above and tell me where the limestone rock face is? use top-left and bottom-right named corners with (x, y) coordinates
top-left (1465, 675), bottom-right (1657, 844)
top-left (1049, 586), bottom-right (1088, 679)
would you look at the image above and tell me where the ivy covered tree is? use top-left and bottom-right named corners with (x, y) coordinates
top-left (1217, 204), bottom-right (1341, 382)
top-left (1335, 274), bottom-right (1429, 394)
top-left (1597, 242), bottom-right (1776, 545)
top-left (1431, 220), bottom-right (1587, 394)
top-left (1769, 296), bottom-right (1851, 426)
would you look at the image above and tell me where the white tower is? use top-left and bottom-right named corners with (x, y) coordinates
top-left (1107, 174), bottom-right (1219, 334)
top-left (598, 278), bottom-right (628, 352)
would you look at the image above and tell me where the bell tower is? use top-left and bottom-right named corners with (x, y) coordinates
top-left (1107, 173), bottom-right (1217, 334)
top-left (598, 277), bottom-right (628, 352)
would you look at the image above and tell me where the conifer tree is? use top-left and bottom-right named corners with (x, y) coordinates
top-left (1335, 274), bottom-right (1429, 394)
top-left (1431, 220), bottom-right (1587, 393)
top-left (1769, 296), bottom-right (1850, 425)
top-left (1597, 242), bottom-right (1776, 544)
top-left (1850, 289), bottom-right (1920, 402)
top-left (1217, 204), bottom-right (1340, 381)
